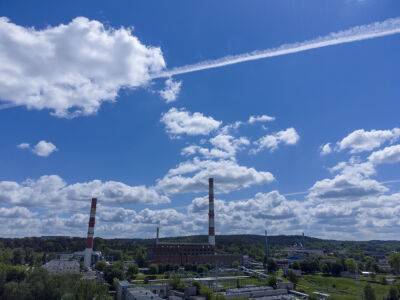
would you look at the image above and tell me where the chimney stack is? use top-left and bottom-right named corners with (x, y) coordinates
top-left (84, 198), bottom-right (97, 269)
top-left (208, 178), bottom-right (215, 246)
top-left (156, 226), bottom-right (160, 244)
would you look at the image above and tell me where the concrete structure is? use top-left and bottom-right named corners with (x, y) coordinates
top-left (169, 286), bottom-right (197, 299)
top-left (288, 290), bottom-right (309, 299)
top-left (313, 292), bottom-right (330, 299)
top-left (43, 259), bottom-right (80, 274)
top-left (224, 286), bottom-right (291, 299)
top-left (126, 288), bottom-right (163, 300)
top-left (73, 250), bottom-right (102, 265)
top-left (84, 197), bottom-right (97, 268)
top-left (150, 178), bottom-right (242, 267)
top-left (277, 282), bottom-right (294, 290)
top-left (208, 178), bottom-right (215, 246)
top-left (117, 281), bottom-right (166, 300)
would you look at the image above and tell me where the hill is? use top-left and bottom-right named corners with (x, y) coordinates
top-left (1, 235), bottom-right (400, 258)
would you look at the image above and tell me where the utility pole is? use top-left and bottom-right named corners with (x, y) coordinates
top-left (264, 229), bottom-right (269, 273)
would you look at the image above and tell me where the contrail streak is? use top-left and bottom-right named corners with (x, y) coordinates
top-left (283, 178), bottom-right (400, 198)
top-left (154, 17), bottom-right (400, 78)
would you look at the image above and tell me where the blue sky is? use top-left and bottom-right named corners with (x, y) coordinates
top-left (0, 0), bottom-right (400, 240)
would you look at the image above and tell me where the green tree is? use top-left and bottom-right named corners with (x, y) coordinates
top-left (12, 248), bottom-right (24, 265)
top-left (0, 249), bottom-right (12, 264)
top-left (24, 248), bottom-right (34, 265)
top-left (389, 253), bottom-right (400, 274)
top-left (199, 285), bottom-right (213, 300)
top-left (134, 247), bottom-right (147, 267)
top-left (286, 270), bottom-right (299, 287)
top-left (364, 283), bottom-right (376, 300)
top-left (364, 256), bottom-right (377, 272)
top-left (149, 263), bottom-right (159, 275)
top-left (170, 276), bottom-right (185, 290)
top-left (126, 264), bottom-right (139, 279)
top-left (320, 263), bottom-right (330, 274)
top-left (345, 258), bottom-right (357, 273)
top-left (0, 268), bottom-right (6, 296)
top-left (267, 275), bottom-right (277, 288)
top-left (104, 262), bottom-right (125, 285)
top-left (300, 259), bottom-right (320, 274)
top-left (292, 261), bottom-right (301, 270)
top-left (386, 286), bottom-right (399, 300)
top-left (197, 265), bottom-right (208, 274)
top-left (95, 260), bottom-right (107, 272)
top-left (267, 259), bottom-right (278, 273)
top-left (5, 265), bottom-right (26, 282)
top-left (2, 281), bottom-right (29, 300)
top-left (331, 260), bottom-right (344, 276)
top-left (74, 279), bottom-right (111, 299)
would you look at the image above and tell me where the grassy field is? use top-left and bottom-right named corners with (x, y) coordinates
top-left (297, 274), bottom-right (396, 300)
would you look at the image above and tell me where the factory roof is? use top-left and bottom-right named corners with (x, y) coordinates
top-left (126, 287), bottom-right (163, 300)
top-left (43, 259), bottom-right (80, 273)
top-left (156, 241), bottom-right (212, 246)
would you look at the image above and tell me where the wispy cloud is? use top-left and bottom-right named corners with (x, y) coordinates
top-left (155, 18), bottom-right (400, 78)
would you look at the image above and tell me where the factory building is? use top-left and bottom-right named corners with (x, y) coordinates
top-left (118, 285), bottom-right (163, 300)
top-left (150, 178), bottom-right (243, 267)
top-left (43, 259), bottom-right (80, 274)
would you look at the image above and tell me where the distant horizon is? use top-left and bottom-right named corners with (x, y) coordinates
top-left (3, 233), bottom-right (400, 243)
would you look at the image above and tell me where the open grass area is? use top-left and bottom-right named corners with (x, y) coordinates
top-left (297, 274), bottom-right (396, 300)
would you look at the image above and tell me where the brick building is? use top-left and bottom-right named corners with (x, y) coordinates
top-left (149, 178), bottom-right (243, 267)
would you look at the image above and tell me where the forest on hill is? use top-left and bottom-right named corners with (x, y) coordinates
top-left (1, 235), bottom-right (400, 259)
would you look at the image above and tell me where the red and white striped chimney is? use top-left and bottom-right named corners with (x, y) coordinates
top-left (84, 198), bottom-right (97, 268)
top-left (208, 178), bottom-right (215, 246)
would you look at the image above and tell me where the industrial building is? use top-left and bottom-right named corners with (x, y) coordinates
top-left (43, 259), bottom-right (80, 274)
top-left (149, 178), bottom-right (243, 267)
top-left (224, 286), bottom-right (294, 299)
top-left (117, 281), bottom-right (164, 300)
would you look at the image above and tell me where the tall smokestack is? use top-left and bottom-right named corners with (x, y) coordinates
top-left (156, 226), bottom-right (160, 244)
top-left (84, 198), bottom-right (97, 269)
top-left (208, 178), bottom-right (215, 246)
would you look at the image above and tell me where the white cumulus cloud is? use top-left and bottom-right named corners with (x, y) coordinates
top-left (161, 108), bottom-right (221, 137)
top-left (337, 128), bottom-right (400, 153)
top-left (252, 127), bottom-right (300, 153)
top-left (17, 140), bottom-right (57, 157)
top-left (368, 144), bottom-right (400, 165)
top-left (17, 143), bottom-right (30, 149)
top-left (320, 143), bottom-right (332, 155)
top-left (182, 134), bottom-right (250, 160)
top-left (159, 78), bottom-right (182, 102)
top-left (33, 140), bottom-right (57, 157)
top-left (0, 175), bottom-right (169, 207)
top-left (0, 206), bottom-right (34, 218)
top-left (156, 158), bottom-right (274, 194)
top-left (248, 114), bottom-right (275, 124)
top-left (0, 17), bottom-right (165, 117)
